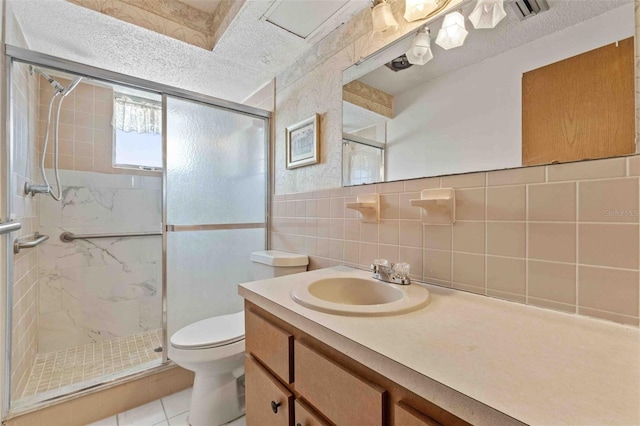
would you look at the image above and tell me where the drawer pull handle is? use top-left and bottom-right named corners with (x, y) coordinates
top-left (271, 401), bottom-right (281, 414)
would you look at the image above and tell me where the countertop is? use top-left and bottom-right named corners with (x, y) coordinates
top-left (238, 266), bottom-right (640, 426)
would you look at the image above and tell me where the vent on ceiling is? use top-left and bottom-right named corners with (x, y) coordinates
top-left (260, 0), bottom-right (367, 41)
top-left (385, 55), bottom-right (413, 73)
top-left (511, 0), bottom-right (549, 20)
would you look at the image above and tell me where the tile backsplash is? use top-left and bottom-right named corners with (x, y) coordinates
top-left (271, 156), bottom-right (640, 326)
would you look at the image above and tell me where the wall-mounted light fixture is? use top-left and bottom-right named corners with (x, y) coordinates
top-left (469, 0), bottom-right (507, 29)
top-left (404, 0), bottom-right (439, 22)
top-left (406, 26), bottom-right (433, 65)
top-left (371, 0), bottom-right (399, 34)
top-left (435, 11), bottom-right (468, 50)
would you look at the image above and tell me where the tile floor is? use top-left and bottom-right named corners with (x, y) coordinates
top-left (22, 329), bottom-right (163, 399)
top-left (89, 387), bottom-right (246, 426)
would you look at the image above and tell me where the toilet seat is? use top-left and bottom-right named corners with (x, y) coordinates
top-left (170, 311), bottom-right (244, 350)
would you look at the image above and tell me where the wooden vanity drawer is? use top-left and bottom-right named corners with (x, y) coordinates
top-left (395, 401), bottom-right (442, 426)
top-left (294, 400), bottom-right (330, 426)
top-left (294, 341), bottom-right (385, 426)
top-left (245, 309), bottom-right (293, 383)
top-left (245, 355), bottom-right (293, 426)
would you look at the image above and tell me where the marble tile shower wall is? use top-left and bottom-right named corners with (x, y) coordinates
top-left (11, 62), bottom-right (40, 397)
top-left (271, 156), bottom-right (640, 326)
top-left (37, 170), bottom-right (162, 353)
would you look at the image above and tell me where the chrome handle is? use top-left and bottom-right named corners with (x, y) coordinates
top-left (14, 232), bottom-right (49, 254)
top-left (0, 221), bottom-right (21, 235)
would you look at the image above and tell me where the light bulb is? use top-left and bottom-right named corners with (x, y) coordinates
top-left (404, 0), bottom-right (439, 22)
top-left (435, 11), bottom-right (468, 50)
top-left (372, 0), bottom-right (398, 34)
top-left (406, 27), bottom-right (433, 65)
top-left (469, 0), bottom-right (507, 29)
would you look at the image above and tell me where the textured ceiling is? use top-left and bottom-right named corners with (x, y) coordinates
top-left (8, 0), bottom-right (368, 103)
top-left (357, 0), bottom-right (634, 95)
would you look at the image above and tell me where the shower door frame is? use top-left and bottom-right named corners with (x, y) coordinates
top-left (2, 45), bottom-right (271, 418)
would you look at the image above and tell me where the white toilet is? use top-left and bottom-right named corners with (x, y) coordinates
top-left (168, 250), bottom-right (308, 426)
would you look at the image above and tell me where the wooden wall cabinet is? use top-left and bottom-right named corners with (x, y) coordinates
top-left (244, 302), bottom-right (468, 426)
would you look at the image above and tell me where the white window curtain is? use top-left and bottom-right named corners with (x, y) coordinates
top-left (114, 94), bottom-right (162, 134)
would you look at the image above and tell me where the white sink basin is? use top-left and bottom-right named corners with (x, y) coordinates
top-left (290, 276), bottom-right (430, 316)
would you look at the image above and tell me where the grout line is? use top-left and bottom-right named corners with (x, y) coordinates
top-left (525, 183), bottom-right (529, 305)
top-left (159, 396), bottom-right (170, 423)
top-left (576, 181), bottom-right (580, 314)
top-left (484, 182), bottom-right (488, 295)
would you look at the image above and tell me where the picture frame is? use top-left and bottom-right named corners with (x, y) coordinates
top-left (286, 113), bottom-right (320, 169)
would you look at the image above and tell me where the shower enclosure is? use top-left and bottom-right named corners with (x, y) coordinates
top-left (2, 47), bottom-right (269, 418)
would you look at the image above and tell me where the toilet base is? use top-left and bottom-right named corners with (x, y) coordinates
top-left (188, 371), bottom-right (244, 426)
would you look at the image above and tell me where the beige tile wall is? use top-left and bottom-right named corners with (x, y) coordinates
top-left (5, 365), bottom-right (194, 426)
top-left (11, 62), bottom-right (40, 398)
top-left (38, 78), bottom-right (159, 177)
top-left (272, 156), bottom-right (640, 326)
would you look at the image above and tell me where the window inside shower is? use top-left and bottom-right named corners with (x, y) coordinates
top-left (113, 93), bottom-right (163, 170)
top-left (7, 62), bottom-right (164, 412)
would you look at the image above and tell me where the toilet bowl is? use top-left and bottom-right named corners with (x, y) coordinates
top-left (168, 312), bottom-right (246, 426)
top-left (169, 250), bottom-right (308, 425)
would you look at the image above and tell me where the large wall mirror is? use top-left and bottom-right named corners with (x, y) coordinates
top-left (342, 0), bottom-right (635, 186)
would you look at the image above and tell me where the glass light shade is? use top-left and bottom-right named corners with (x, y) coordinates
top-left (406, 28), bottom-right (433, 65)
top-left (435, 11), bottom-right (468, 50)
top-left (468, 0), bottom-right (507, 29)
top-left (404, 0), bottom-right (439, 22)
top-left (372, 1), bottom-right (398, 34)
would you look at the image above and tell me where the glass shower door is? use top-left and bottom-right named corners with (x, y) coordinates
top-left (164, 96), bottom-right (268, 342)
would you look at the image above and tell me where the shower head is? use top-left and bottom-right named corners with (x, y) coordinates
top-left (32, 67), bottom-right (65, 93)
top-left (61, 76), bottom-right (83, 98)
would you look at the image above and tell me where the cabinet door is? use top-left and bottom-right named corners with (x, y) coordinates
top-left (294, 400), bottom-right (330, 426)
top-left (395, 401), bottom-right (442, 426)
top-left (246, 309), bottom-right (294, 383)
top-left (294, 341), bottom-right (385, 425)
top-left (245, 355), bottom-right (293, 426)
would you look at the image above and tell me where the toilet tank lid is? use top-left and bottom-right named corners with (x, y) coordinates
top-left (250, 250), bottom-right (309, 267)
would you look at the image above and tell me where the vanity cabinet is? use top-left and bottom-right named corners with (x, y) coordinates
top-left (294, 340), bottom-right (385, 425)
top-left (245, 355), bottom-right (293, 426)
top-left (294, 400), bottom-right (330, 426)
top-left (244, 302), bottom-right (468, 426)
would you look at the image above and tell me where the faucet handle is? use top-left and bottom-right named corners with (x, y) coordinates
top-left (393, 262), bottom-right (410, 277)
top-left (371, 259), bottom-right (390, 274)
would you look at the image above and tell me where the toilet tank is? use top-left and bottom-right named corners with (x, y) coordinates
top-left (250, 250), bottom-right (309, 280)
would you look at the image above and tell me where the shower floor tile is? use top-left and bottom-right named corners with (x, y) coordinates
top-left (21, 329), bottom-right (163, 399)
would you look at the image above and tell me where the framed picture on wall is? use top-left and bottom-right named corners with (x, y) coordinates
top-left (286, 114), bottom-right (320, 169)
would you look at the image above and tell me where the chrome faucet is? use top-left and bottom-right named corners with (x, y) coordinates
top-left (370, 259), bottom-right (411, 285)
